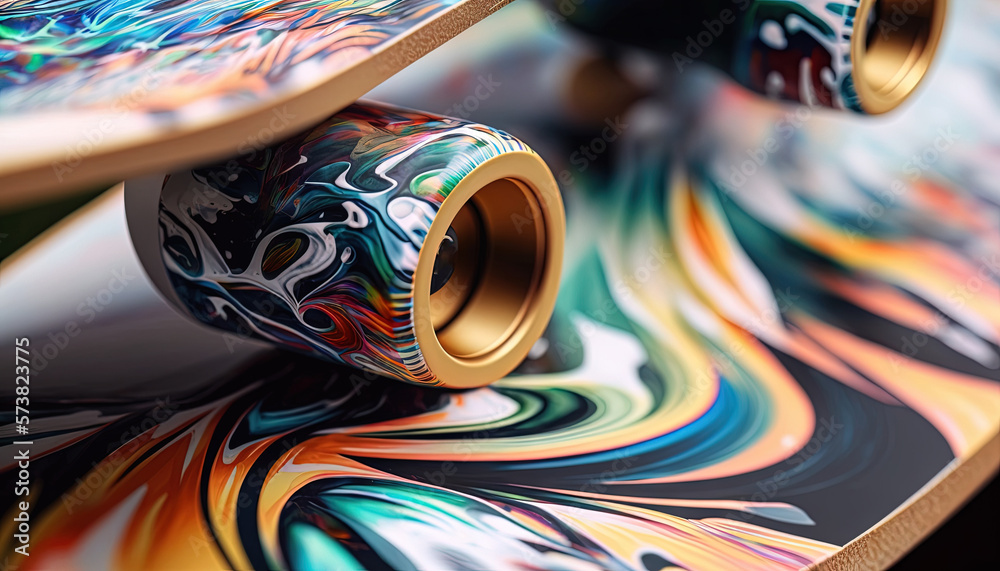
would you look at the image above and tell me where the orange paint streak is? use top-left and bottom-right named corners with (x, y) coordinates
top-left (622, 328), bottom-right (814, 484)
top-left (801, 316), bottom-right (1000, 456)
top-left (21, 411), bottom-right (232, 570)
top-left (545, 503), bottom-right (836, 571)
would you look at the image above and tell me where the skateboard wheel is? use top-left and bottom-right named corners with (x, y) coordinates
top-left (545, 0), bottom-right (946, 114)
top-left (126, 103), bottom-right (564, 389)
top-left (732, 0), bottom-right (946, 114)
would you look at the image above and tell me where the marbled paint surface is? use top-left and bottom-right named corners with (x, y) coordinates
top-left (156, 102), bottom-right (531, 386)
top-left (2, 1), bottom-right (999, 570)
top-left (538, 0), bottom-right (871, 112)
top-left (0, 0), bottom-right (465, 114)
top-left (734, 0), bottom-right (864, 111)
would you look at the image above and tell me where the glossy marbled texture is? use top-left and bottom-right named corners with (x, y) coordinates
top-left (0, 0), bottom-right (462, 113)
top-left (2, 1), bottom-right (999, 570)
top-left (734, 0), bottom-right (864, 111)
top-left (157, 102), bottom-right (530, 386)
top-left (541, 0), bottom-right (875, 112)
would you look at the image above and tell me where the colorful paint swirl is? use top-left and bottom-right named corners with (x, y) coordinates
top-left (0, 0), bottom-right (883, 114)
top-left (0, 0), bottom-right (471, 113)
top-left (2, 1), bottom-right (998, 570)
top-left (734, 0), bottom-right (864, 111)
top-left (153, 102), bottom-right (533, 386)
top-left (541, 0), bottom-right (941, 113)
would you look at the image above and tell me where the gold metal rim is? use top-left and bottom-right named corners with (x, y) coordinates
top-left (853, 0), bottom-right (947, 114)
top-left (413, 152), bottom-right (565, 389)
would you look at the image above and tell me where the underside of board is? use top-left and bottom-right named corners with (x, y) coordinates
top-left (0, 0), bottom-right (513, 203)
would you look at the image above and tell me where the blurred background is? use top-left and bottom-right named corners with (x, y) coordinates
top-left (1, 0), bottom-right (997, 568)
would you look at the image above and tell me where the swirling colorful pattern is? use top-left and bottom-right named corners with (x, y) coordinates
top-left (543, 0), bottom-right (920, 114)
top-left (0, 0), bottom-right (871, 113)
top-left (0, 0), bottom-right (466, 113)
top-left (734, 0), bottom-right (864, 111)
top-left (2, 1), bottom-right (999, 570)
top-left (155, 102), bottom-right (532, 386)
top-left (541, 0), bottom-right (911, 113)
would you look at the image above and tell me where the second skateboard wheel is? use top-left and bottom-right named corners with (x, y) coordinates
top-left (126, 103), bottom-right (564, 389)
top-left (542, 0), bottom-right (946, 114)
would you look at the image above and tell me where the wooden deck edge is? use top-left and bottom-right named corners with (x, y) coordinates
top-left (815, 430), bottom-right (1000, 571)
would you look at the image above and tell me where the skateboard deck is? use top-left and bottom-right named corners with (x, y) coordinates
top-left (2, 1), bottom-right (999, 570)
top-left (0, 0), bottom-right (514, 207)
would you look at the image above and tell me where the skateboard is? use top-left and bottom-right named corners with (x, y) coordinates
top-left (124, 101), bottom-right (566, 388)
top-left (0, 0), bottom-right (522, 205)
top-left (1, 0), bottom-right (947, 389)
top-left (0, 0), bottom-right (948, 390)
top-left (2, 0), bottom-right (572, 388)
top-left (0, 0), bottom-right (947, 207)
top-left (4, 0), bottom-right (997, 570)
